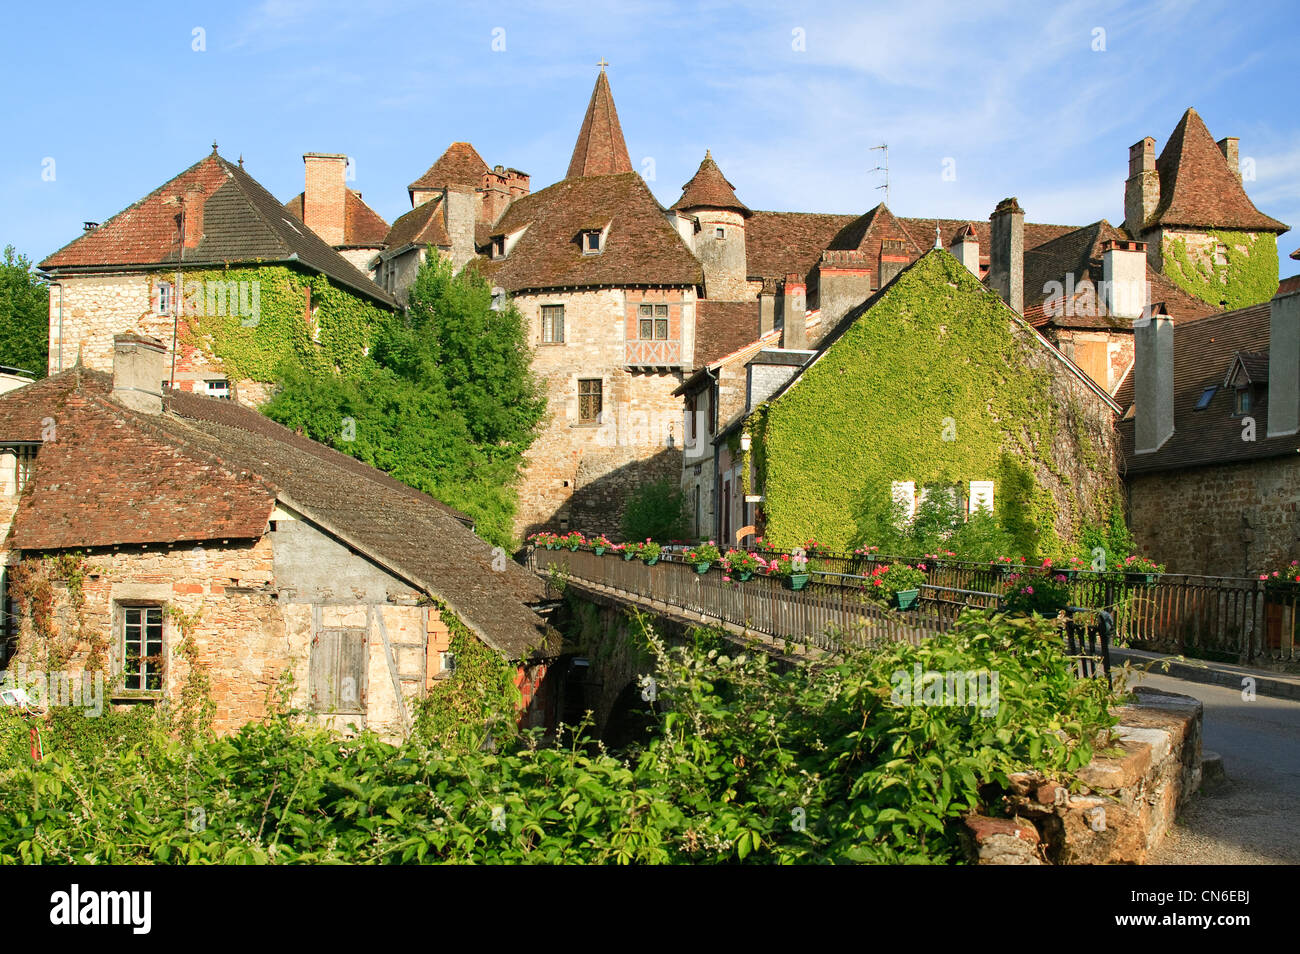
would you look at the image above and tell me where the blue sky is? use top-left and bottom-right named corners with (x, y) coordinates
top-left (3, 0), bottom-right (1297, 275)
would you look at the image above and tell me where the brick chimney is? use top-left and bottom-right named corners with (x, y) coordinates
top-left (1125, 137), bottom-right (1159, 234)
top-left (303, 153), bottom-right (348, 247)
top-left (781, 274), bottom-right (807, 350)
top-left (1101, 239), bottom-right (1148, 319)
top-left (112, 333), bottom-right (167, 414)
top-left (1134, 315), bottom-right (1174, 454)
top-left (1217, 137), bottom-right (1241, 183)
top-left (1267, 285), bottom-right (1300, 438)
top-left (989, 198), bottom-right (1024, 313)
top-left (181, 185), bottom-right (205, 249)
top-left (949, 224), bottom-right (980, 275)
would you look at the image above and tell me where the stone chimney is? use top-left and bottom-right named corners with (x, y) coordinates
top-left (817, 250), bottom-right (874, 328)
top-left (180, 185), bottom-right (205, 250)
top-left (949, 224), bottom-right (980, 275)
top-left (1267, 286), bottom-right (1300, 438)
top-left (878, 239), bottom-right (911, 287)
top-left (759, 292), bottom-right (776, 336)
top-left (443, 187), bottom-right (477, 272)
top-left (112, 333), bottom-right (167, 414)
top-left (988, 198), bottom-right (1024, 313)
top-left (1217, 137), bottom-right (1241, 183)
top-left (303, 153), bottom-right (348, 247)
top-left (781, 274), bottom-right (807, 350)
top-left (1125, 137), bottom-right (1159, 234)
top-left (1101, 239), bottom-right (1148, 319)
top-left (1134, 315), bottom-right (1174, 454)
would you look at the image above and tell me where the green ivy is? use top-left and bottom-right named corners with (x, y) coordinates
top-left (1162, 230), bottom-right (1278, 311)
top-left (175, 265), bottom-right (384, 382)
top-left (750, 252), bottom-right (1113, 557)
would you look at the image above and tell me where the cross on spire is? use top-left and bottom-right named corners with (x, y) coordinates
top-left (597, 57), bottom-right (608, 71)
top-left (211, 140), bottom-right (219, 154)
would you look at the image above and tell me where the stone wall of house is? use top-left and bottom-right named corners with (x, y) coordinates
top-left (8, 517), bottom-right (454, 739)
top-left (513, 287), bottom-right (695, 539)
top-left (46, 272), bottom-right (269, 407)
top-left (338, 248), bottom-right (381, 274)
top-left (1128, 455), bottom-right (1300, 576)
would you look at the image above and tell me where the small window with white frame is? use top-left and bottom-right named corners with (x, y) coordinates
top-left (156, 281), bottom-right (173, 316)
top-left (204, 379), bottom-right (231, 400)
top-left (121, 604), bottom-right (164, 693)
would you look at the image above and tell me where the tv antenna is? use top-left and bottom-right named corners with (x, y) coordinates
top-left (871, 144), bottom-right (890, 207)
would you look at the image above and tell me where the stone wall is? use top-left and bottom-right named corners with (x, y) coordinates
top-left (691, 210), bottom-right (749, 301)
top-left (964, 686), bottom-right (1203, 864)
top-left (6, 514), bottom-right (453, 739)
top-left (1129, 454), bottom-right (1300, 577)
top-left (513, 287), bottom-right (695, 539)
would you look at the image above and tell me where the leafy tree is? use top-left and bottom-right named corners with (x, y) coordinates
top-left (0, 246), bottom-right (49, 377)
top-left (262, 253), bottom-right (545, 547)
top-left (622, 479), bottom-right (690, 542)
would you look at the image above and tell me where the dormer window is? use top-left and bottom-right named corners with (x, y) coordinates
top-left (582, 230), bottom-right (602, 255)
top-left (1234, 385), bottom-right (1252, 416)
top-left (492, 236), bottom-right (505, 259)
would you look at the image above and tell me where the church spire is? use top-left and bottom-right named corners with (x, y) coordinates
top-left (566, 67), bottom-right (633, 179)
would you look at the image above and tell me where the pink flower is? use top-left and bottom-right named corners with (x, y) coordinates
top-left (1025, 586), bottom-right (1034, 595)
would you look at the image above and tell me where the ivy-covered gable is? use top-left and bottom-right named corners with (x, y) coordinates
top-left (750, 250), bottom-right (1118, 555)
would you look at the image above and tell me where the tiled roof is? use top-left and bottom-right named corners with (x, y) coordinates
top-left (1114, 301), bottom-right (1299, 473)
top-left (475, 172), bottom-right (700, 293)
top-left (383, 197), bottom-right (450, 251)
top-left (1292, 247), bottom-right (1300, 261)
top-left (694, 300), bottom-right (762, 368)
top-left (1022, 220), bottom-right (1218, 329)
top-left (1143, 109), bottom-right (1288, 233)
top-left (0, 368), bottom-right (550, 659)
top-left (745, 210), bottom-right (1079, 283)
top-left (408, 142), bottom-right (490, 192)
top-left (671, 152), bottom-right (750, 215)
top-left (566, 71), bottom-right (634, 179)
top-left (41, 151), bottom-right (397, 307)
top-left (827, 204), bottom-right (921, 255)
top-left (746, 211), bottom-right (857, 281)
top-left (282, 190), bottom-right (390, 248)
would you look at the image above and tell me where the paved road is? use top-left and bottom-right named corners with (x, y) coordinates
top-left (1133, 672), bottom-right (1300, 865)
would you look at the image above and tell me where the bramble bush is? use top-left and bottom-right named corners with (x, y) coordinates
top-left (0, 609), bottom-right (1116, 865)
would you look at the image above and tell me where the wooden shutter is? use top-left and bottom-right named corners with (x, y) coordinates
top-left (1073, 340), bottom-right (1108, 389)
top-left (309, 627), bottom-right (367, 713)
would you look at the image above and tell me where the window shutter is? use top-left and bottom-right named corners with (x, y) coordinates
top-left (969, 480), bottom-right (995, 514)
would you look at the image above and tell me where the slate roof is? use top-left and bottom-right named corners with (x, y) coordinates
top-left (40, 151), bottom-right (397, 307)
top-left (282, 190), bottom-right (390, 248)
top-left (475, 172), bottom-right (701, 293)
top-left (1142, 109), bottom-right (1288, 233)
top-left (0, 367), bottom-right (551, 658)
top-left (671, 152), bottom-right (750, 215)
top-left (1114, 300), bottom-right (1300, 474)
top-left (408, 142), bottom-right (491, 193)
top-left (694, 300), bottom-right (762, 368)
top-left (383, 197), bottom-right (451, 251)
top-left (566, 71), bottom-right (634, 179)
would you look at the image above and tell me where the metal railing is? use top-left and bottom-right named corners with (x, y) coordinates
top-left (531, 548), bottom-right (960, 654)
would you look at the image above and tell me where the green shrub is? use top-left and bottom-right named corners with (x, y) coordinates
top-left (621, 479), bottom-right (689, 543)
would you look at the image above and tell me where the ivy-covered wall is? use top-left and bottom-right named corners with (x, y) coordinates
top-left (748, 251), bottom-right (1120, 556)
top-left (1160, 229), bottom-right (1278, 311)
top-left (176, 265), bottom-right (385, 393)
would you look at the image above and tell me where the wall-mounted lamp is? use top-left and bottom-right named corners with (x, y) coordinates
top-left (740, 432), bottom-right (752, 452)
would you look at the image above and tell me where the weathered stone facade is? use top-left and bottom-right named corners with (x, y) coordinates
top-left (1128, 455), bottom-right (1300, 577)
top-left (514, 287), bottom-right (696, 537)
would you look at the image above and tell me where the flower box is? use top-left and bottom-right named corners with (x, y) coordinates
top-left (1125, 571), bottom-right (1156, 585)
top-left (786, 573), bottom-right (809, 591)
top-left (734, 571), bottom-right (753, 582)
top-left (892, 588), bottom-right (920, 611)
top-left (643, 555), bottom-right (659, 566)
top-left (623, 551), bottom-right (635, 561)
top-left (594, 547), bottom-right (606, 556)
top-left (694, 562), bottom-right (711, 574)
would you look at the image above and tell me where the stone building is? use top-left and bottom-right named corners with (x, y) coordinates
top-left (0, 335), bottom-right (557, 737)
top-left (718, 250), bottom-right (1122, 552)
top-left (38, 147), bottom-right (398, 406)
top-left (1117, 283), bottom-right (1300, 577)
